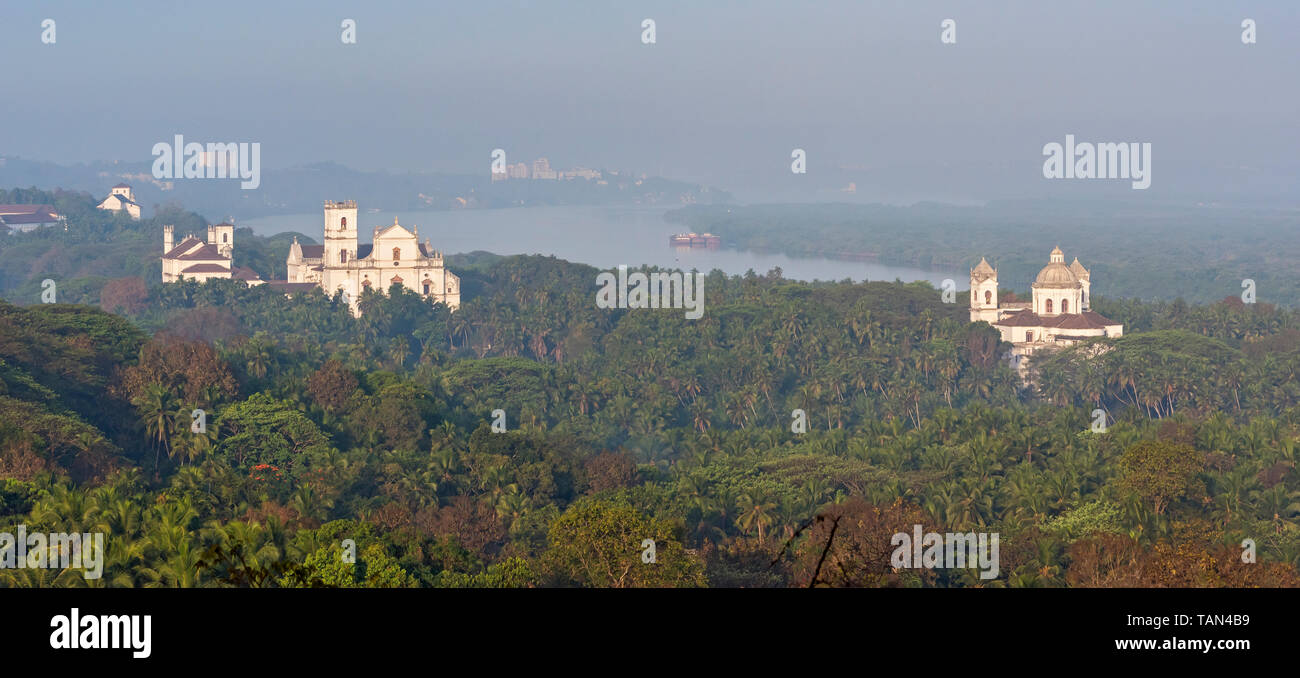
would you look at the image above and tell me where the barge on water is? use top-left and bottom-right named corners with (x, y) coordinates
top-left (668, 232), bottom-right (721, 248)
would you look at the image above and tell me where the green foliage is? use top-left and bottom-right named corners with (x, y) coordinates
top-left (214, 393), bottom-right (332, 476)
top-left (542, 498), bottom-right (705, 587)
top-left (1117, 440), bottom-right (1204, 516)
top-left (289, 541), bottom-right (417, 588)
top-left (1044, 499), bottom-right (1124, 540)
top-left (2, 243), bottom-right (1299, 588)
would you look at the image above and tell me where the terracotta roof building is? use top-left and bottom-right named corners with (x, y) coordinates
top-left (0, 204), bottom-right (62, 233)
top-left (161, 222), bottom-right (253, 284)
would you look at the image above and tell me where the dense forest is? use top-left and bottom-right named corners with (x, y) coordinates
top-left (667, 201), bottom-right (1300, 306)
top-left (2, 195), bottom-right (1299, 587)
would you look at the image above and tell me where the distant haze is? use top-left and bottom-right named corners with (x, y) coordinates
top-left (2, 0), bottom-right (1297, 206)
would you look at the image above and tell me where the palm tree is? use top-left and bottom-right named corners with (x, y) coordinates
top-left (134, 384), bottom-right (178, 474)
top-left (243, 332), bottom-right (278, 380)
top-left (495, 486), bottom-right (529, 528)
top-left (735, 492), bottom-right (777, 545)
top-left (389, 335), bottom-right (410, 370)
top-left (171, 405), bottom-right (217, 466)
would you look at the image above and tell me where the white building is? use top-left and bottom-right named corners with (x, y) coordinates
top-left (97, 184), bottom-right (142, 220)
top-left (0, 204), bottom-right (62, 233)
top-left (971, 247), bottom-right (1123, 365)
top-left (531, 158), bottom-right (557, 180)
top-left (161, 223), bottom-right (262, 284)
top-left (286, 200), bottom-right (461, 315)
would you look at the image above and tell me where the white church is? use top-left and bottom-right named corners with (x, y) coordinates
top-left (161, 200), bottom-right (460, 315)
top-left (162, 222), bottom-right (263, 284)
top-left (970, 247), bottom-right (1122, 365)
top-left (285, 200), bottom-right (461, 315)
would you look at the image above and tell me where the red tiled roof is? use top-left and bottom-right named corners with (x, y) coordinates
top-left (180, 263), bottom-right (231, 274)
top-left (0, 204), bottom-right (56, 216)
top-left (300, 245), bottom-right (325, 259)
top-left (163, 236), bottom-right (205, 259)
top-left (176, 244), bottom-right (228, 261)
top-left (0, 208), bottom-right (60, 224)
top-left (231, 266), bottom-right (261, 280)
top-left (1080, 311), bottom-right (1121, 326)
top-left (102, 193), bottom-right (140, 207)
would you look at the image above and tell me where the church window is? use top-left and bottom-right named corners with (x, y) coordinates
top-left (223, 234), bottom-right (228, 243)
top-left (393, 247), bottom-right (401, 262)
top-left (1045, 299), bottom-right (1053, 313)
top-left (984, 290), bottom-right (992, 305)
top-left (340, 250), bottom-right (348, 263)
top-left (341, 217), bottom-right (347, 227)
top-left (1061, 299), bottom-right (1069, 313)
top-left (423, 280), bottom-right (431, 295)
top-left (1026, 331), bottom-right (1034, 342)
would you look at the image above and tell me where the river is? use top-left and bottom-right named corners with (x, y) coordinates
top-left (240, 205), bottom-right (957, 286)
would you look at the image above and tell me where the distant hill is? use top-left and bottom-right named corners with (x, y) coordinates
top-left (0, 157), bottom-right (732, 224)
top-left (667, 200), bottom-right (1300, 306)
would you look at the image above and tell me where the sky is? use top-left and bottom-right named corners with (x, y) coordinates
top-left (2, 0), bottom-right (1297, 204)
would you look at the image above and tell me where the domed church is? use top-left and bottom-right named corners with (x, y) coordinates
top-left (970, 247), bottom-right (1122, 364)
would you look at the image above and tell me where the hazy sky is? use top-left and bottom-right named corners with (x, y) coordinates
top-left (2, 1), bottom-right (1297, 204)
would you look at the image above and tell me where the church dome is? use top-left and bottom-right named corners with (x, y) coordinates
top-left (1035, 262), bottom-right (1077, 284)
top-left (1034, 246), bottom-right (1079, 286)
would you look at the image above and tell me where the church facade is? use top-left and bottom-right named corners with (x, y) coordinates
top-left (286, 200), bottom-right (461, 314)
top-left (970, 247), bottom-right (1122, 365)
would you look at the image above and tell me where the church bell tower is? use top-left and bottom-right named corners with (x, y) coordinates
top-left (322, 200), bottom-right (358, 298)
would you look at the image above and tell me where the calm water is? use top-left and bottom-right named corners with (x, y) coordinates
top-left (241, 205), bottom-right (956, 286)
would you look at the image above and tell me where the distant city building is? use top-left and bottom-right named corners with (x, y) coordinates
top-left (0, 204), bottom-right (62, 233)
top-left (97, 184), bottom-right (142, 220)
top-left (531, 158), bottom-right (557, 180)
top-left (285, 200), bottom-right (461, 315)
top-left (490, 158), bottom-right (601, 182)
top-left (970, 247), bottom-right (1122, 370)
top-left (560, 167), bottom-right (602, 181)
